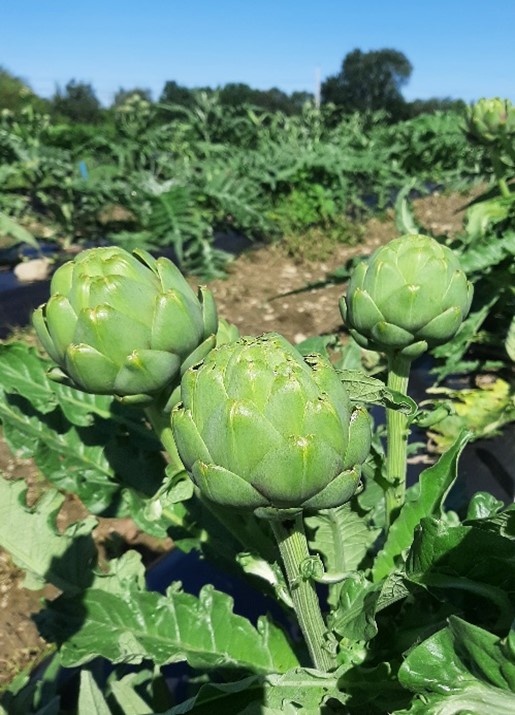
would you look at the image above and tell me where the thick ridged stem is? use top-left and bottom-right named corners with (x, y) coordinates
top-left (384, 353), bottom-right (412, 531)
top-left (271, 516), bottom-right (335, 671)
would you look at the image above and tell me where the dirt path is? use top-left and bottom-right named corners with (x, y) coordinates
top-left (208, 189), bottom-right (475, 341)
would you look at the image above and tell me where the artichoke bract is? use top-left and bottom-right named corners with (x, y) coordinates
top-left (340, 234), bottom-right (473, 360)
top-left (33, 247), bottom-right (218, 400)
top-left (172, 333), bottom-right (371, 518)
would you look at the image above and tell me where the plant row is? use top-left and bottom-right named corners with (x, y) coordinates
top-left (1, 96), bottom-right (487, 276)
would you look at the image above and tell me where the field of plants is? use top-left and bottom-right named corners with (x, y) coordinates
top-left (1, 94), bottom-right (488, 274)
top-left (0, 96), bottom-right (514, 714)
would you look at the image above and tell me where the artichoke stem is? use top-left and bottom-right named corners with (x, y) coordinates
top-left (498, 177), bottom-right (511, 198)
top-left (271, 516), bottom-right (335, 672)
top-left (145, 402), bottom-right (184, 476)
top-left (384, 353), bottom-right (412, 530)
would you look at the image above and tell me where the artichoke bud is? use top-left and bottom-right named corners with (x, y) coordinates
top-left (340, 235), bottom-right (473, 360)
top-left (33, 247), bottom-right (218, 400)
top-left (465, 98), bottom-right (515, 145)
top-left (171, 333), bottom-right (371, 519)
top-left (215, 317), bottom-right (241, 346)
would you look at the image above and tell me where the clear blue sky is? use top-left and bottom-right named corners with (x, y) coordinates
top-left (2, 0), bottom-right (514, 106)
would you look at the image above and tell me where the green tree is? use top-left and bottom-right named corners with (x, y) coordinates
top-left (321, 48), bottom-right (412, 118)
top-left (218, 83), bottom-right (313, 115)
top-left (407, 97), bottom-right (466, 117)
top-left (218, 82), bottom-right (258, 108)
top-left (159, 80), bottom-right (197, 108)
top-left (52, 80), bottom-right (102, 123)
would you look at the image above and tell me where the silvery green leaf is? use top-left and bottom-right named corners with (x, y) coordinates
top-left (161, 667), bottom-right (346, 714)
top-left (398, 617), bottom-right (515, 714)
top-left (306, 502), bottom-right (380, 607)
top-left (372, 430), bottom-right (470, 582)
top-left (0, 476), bottom-right (96, 593)
top-left (77, 671), bottom-right (111, 715)
top-left (236, 552), bottom-right (292, 608)
top-left (38, 585), bottom-right (299, 674)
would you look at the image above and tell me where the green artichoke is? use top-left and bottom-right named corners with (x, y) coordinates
top-left (340, 235), bottom-right (473, 359)
top-left (33, 246), bottom-right (218, 400)
top-left (465, 97), bottom-right (515, 145)
top-left (172, 333), bottom-right (371, 518)
top-left (215, 317), bottom-right (241, 346)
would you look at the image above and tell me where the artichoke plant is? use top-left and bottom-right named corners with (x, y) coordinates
top-left (172, 332), bottom-right (371, 519)
top-left (464, 98), bottom-right (515, 188)
top-left (33, 246), bottom-right (218, 401)
top-left (465, 97), bottom-right (515, 145)
top-left (340, 234), bottom-right (473, 360)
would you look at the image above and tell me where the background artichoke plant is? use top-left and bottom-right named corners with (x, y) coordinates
top-left (172, 332), bottom-right (371, 519)
top-left (33, 246), bottom-right (218, 401)
top-left (340, 234), bottom-right (473, 360)
top-left (465, 97), bottom-right (515, 146)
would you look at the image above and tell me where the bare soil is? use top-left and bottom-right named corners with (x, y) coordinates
top-left (0, 188), bottom-right (479, 688)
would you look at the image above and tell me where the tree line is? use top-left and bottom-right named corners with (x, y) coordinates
top-left (0, 48), bottom-right (465, 124)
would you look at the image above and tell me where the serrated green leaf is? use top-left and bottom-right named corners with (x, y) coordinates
top-left (330, 572), bottom-right (409, 642)
top-left (110, 675), bottom-right (154, 714)
top-left (77, 670), bottom-right (111, 715)
top-left (306, 503), bottom-right (380, 607)
top-left (0, 396), bottom-right (119, 512)
top-left (338, 661), bottom-right (410, 713)
top-left (50, 381), bottom-right (113, 426)
top-left (0, 343), bottom-right (57, 414)
top-left (0, 342), bottom-right (113, 425)
top-left (257, 668), bottom-right (347, 710)
top-left (0, 390), bottom-right (166, 513)
top-left (338, 369), bottom-right (417, 415)
top-left (122, 487), bottom-right (182, 539)
top-left (161, 668), bottom-right (346, 714)
top-left (163, 676), bottom-right (262, 715)
top-left (465, 492), bottom-right (506, 521)
top-left (90, 550), bottom-right (147, 595)
top-left (141, 467), bottom-right (194, 531)
top-left (398, 618), bottom-right (515, 715)
top-left (236, 552), bottom-right (291, 608)
top-left (330, 573), bottom-right (380, 642)
top-left (397, 687), bottom-right (515, 715)
top-left (406, 517), bottom-right (515, 629)
top-left (0, 343), bottom-right (166, 515)
top-left (463, 194), bottom-right (515, 241)
top-left (0, 476), bottom-right (96, 592)
top-left (385, 389), bottom-right (418, 416)
top-left (38, 585), bottom-right (299, 673)
top-left (296, 335), bottom-right (336, 359)
top-left (448, 617), bottom-right (515, 691)
top-left (464, 502), bottom-right (515, 539)
top-left (372, 431), bottom-right (470, 582)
